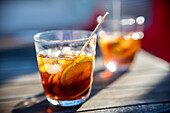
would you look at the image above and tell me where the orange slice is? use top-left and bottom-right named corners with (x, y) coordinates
top-left (39, 65), bottom-right (46, 73)
top-left (111, 38), bottom-right (141, 59)
top-left (53, 56), bottom-right (93, 98)
top-left (48, 74), bottom-right (55, 88)
top-left (37, 55), bottom-right (43, 65)
top-left (61, 56), bottom-right (93, 86)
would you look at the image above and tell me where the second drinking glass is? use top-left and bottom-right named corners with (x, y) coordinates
top-left (98, 17), bottom-right (144, 72)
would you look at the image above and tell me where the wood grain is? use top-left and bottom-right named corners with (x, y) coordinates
top-left (0, 48), bottom-right (170, 113)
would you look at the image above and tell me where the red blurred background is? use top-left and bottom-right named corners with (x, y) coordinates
top-left (142, 0), bottom-right (170, 63)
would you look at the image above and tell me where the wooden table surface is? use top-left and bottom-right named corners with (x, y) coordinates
top-left (0, 46), bottom-right (170, 113)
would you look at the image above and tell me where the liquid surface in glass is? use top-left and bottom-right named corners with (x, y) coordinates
top-left (37, 52), bottom-right (94, 100)
top-left (98, 33), bottom-right (141, 67)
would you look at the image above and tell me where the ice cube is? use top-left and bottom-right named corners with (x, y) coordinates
top-left (44, 64), bottom-right (61, 74)
top-left (62, 47), bottom-right (71, 52)
top-left (43, 58), bottom-right (58, 64)
top-left (50, 51), bottom-right (61, 57)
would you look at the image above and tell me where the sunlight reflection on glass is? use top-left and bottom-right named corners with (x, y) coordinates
top-left (136, 16), bottom-right (145, 24)
top-left (132, 32), bottom-right (144, 40)
top-left (23, 102), bottom-right (29, 106)
top-left (124, 34), bottom-right (131, 40)
top-left (120, 18), bottom-right (135, 25)
top-left (98, 30), bottom-right (105, 37)
top-left (132, 32), bottom-right (140, 40)
top-left (128, 18), bottom-right (135, 25)
top-left (121, 19), bottom-right (128, 25)
top-left (137, 32), bottom-right (144, 39)
top-left (97, 16), bottom-right (103, 23)
top-left (106, 62), bottom-right (117, 72)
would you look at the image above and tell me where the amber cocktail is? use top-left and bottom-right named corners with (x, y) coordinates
top-left (98, 32), bottom-right (141, 72)
top-left (34, 30), bottom-right (96, 106)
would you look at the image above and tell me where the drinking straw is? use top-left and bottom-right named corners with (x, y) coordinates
top-left (78, 12), bottom-right (109, 56)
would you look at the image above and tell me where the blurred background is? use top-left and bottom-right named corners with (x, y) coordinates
top-left (0, 0), bottom-right (169, 62)
top-left (0, 0), bottom-right (169, 81)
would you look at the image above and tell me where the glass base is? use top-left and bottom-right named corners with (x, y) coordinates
top-left (46, 97), bottom-right (88, 107)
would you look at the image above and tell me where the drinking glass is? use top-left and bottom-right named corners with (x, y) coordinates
top-left (98, 16), bottom-right (144, 72)
top-left (33, 30), bottom-right (97, 107)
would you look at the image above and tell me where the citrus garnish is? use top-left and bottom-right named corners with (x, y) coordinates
top-left (99, 34), bottom-right (141, 59)
top-left (37, 55), bottom-right (43, 65)
top-left (51, 55), bottom-right (93, 98)
top-left (39, 65), bottom-right (46, 73)
top-left (110, 37), bottom-right (140, 59)
top-left (48, 74), bottom-right (54, 88)
top-left (37, 53), bottom-right (94, 99)
top-left (61, 55), bottom-right (93, 86)
top-left (37, 55), bottom-right (46, 72)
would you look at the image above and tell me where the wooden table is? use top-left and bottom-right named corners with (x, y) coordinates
top-left (0, 47), bottom-right (170, 113)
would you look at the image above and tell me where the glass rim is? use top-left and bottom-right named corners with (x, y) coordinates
top-left (33, 30), bottom-right (97, 43)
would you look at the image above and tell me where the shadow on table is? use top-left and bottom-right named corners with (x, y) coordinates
top-left (138, 71), bottom-right (170, 103)
top-left (9, 45), bottom-right (127, 113)
top-left (11, 45), bottom-right (170, 112)
top-left (12, 93), bottom-right (82, 113)
top-left (12, 70), bottom-right (127, 113)
top-left (79, 70), bottom-right (170, 113)
top-left (90, 69), bottom-right (127, 99)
